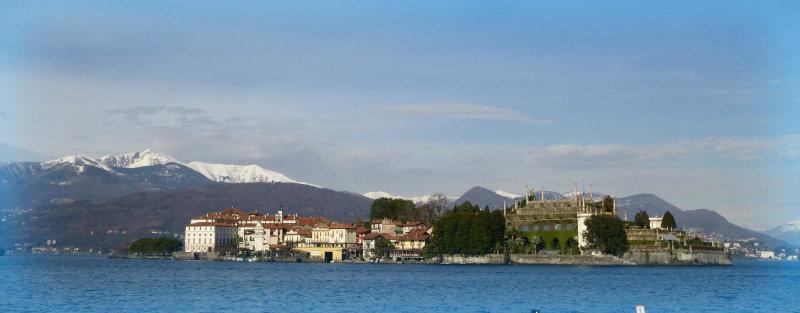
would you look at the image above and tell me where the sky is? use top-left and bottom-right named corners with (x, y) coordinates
top-left (1, 1), bottom-right (798, 229)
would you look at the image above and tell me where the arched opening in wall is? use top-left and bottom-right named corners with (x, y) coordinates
top-left (535, 237), bottom-right (544, 253)
top-left (551, 238), bottom-right (560, 251)
top-left (566, 238), bottom-right (577, 254)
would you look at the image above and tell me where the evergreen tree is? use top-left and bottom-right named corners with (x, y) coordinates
top-left (584, 215), bottom-right (629, 256)
top-left (662, 211), bottom-right (677, 229)
top-left (129, 237), bottom-right (183, 256)
top-left (634, 210), bottom-right (650, 229)
top-left (602, 195), bottom-right (614, 213)
top-left (423, 203), bottom-right (506, 256)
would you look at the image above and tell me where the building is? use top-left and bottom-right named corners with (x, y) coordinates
top-left (758, 250), bottom-right (776, 259)
top-left (505, 189), bottom-right (615, 254)
top-left (371, 219), bottom-right (399, 235)
top-left (184, 222), bottom-right (238, 253)
top-left (294, 223), bottom-right (360, 262)
top-left (183, 208), bottom-right (332, 253)
top-left (238, 222), bottom-right (286, 252)
top-left (362, 233), bottom-right (384, 259)
top-left (649, 216), bottom-right (663, 230)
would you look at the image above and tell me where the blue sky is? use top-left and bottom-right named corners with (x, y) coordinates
top-left (1, 1), bottom-right (798, 229)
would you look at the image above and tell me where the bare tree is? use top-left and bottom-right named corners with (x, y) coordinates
top-left (426, 192), bottom-right (450, 218)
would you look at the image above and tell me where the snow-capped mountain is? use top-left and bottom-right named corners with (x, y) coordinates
top-left (33, 149), bottom-right (311, 186)
top-left (494, 190), bottom-right (522, 199)
top-left (363, 191), bottom-right (400, 199)
top-left (186, 161), bottom-right (305, 185)
top-left (362, 191), bottom-right (451, 204)
top-left (769, 220), bottom-right (800, 233)
top-left (765, 220), bottom-right (800, 246)
top-left (562, 191), bottom-right (606, 201)
top-left (98, 149), bottom-right (178, 168)
top-left (42, 155), bottom-right (117, 173)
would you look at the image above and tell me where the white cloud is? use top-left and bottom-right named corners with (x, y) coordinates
top-left (386, 102), bottom-right (552, 123)
top-left (525, 136), bottom-right (800, 168)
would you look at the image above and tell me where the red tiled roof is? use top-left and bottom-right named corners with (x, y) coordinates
top-left (399, 230), bottom-right (429, 241)
top-left (187, 222), bottom-right (237, 227)
top-left (362, 233), bottom-right (383, 240)
top-left (329, 223), bottom-right (356, 229)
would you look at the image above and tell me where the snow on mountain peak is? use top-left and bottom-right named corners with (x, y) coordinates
top-left (494, 190), bottom-right (522, 199)
top-left (773, 220), bottom-right (800, 233)
top-left (363, 191), bottom-right (400, 199)
top-left (98, 149), bottom-right (178, 168)
top-left (186, 161), bottom-right (306, 184)
top-left (43, 155), bottom-right (116, 173)
top-left (363, 191), bottom-right (451, 204)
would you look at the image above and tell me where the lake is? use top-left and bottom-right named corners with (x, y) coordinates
top-left (1, 254), bottom-right (798, 312)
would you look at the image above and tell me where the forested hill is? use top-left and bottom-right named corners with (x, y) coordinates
top-left (5, 183), bottom-right (372, 249)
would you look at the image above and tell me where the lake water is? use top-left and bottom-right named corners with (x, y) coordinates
top-left (1, 255), bottom-right (798, 313)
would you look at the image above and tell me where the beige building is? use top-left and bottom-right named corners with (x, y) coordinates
top-left (371, 219), bottom-right (399, 235)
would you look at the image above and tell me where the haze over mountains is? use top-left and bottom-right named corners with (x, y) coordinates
top-left (0, 149), bottom-right (793, 249)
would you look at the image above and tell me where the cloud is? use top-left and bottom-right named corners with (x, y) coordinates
top-left (386, 102), bottom-right (551, 123)
top-left (526, 142), bottom-right (694, 168)
top-left (69, 133), bottom-right (91, 141)
top-left (105, 105), bottom-right (210, 126)
top-left (525, 136), bottom-right (800, 168)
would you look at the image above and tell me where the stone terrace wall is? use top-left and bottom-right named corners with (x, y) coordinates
top-left (624, 249), bottom-right (731, 265)
top-left (510, 254), bottom-right (634, 265)
top-left (439, 254), bottom-right (507, 264)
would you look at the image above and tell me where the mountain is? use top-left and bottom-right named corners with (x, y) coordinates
top-left (186, 161), bottom-right (306, 185)
top-left (615, 194), bottom-right (791, 248)
top-left (363, 191), bottom-right (400, 199)
top-left (562, 191), bottom-right (605, 201)
top-left (539, 191), bottom-right (569, 201)
top-left (98, 149), bottom-right (177, 168)
top-left (765, 220), bottom-right (800, 246)
top-left (6, 183), bottom-right (372, 249)
top-left (494, 190), bottom-right (522, 199)
top-left (43, 155), bottom-right (117, 173)
top-left (0, 149), bottom-right (316, 210)
top-left (363, 191), bottom-right (451, 204)
top-left (454, 186), bottom-right (514, 209)
top-left (113, 163), bottom-right (213, 189)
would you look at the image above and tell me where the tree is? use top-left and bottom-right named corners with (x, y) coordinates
top-left (602, 195), bottom-right (614, 213)
top-left (424, 202), bottom-right (506, 256)
top-left (662, 211), bottom-right (676, 229)
top-left (634, 210), bottom-right (650, 229)
top-left (374, 237), bottom-right (395, 259)
top-left (370, 197), bottom-right (416, 221)
top-left (129, 237), bottom-right (183, 256)
top-left (427, 193), bottom-right (450, 218)
top-left (583, 215), bottom-right (629, 256)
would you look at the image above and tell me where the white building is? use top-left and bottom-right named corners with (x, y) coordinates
top-left (758, 250), bottom-right (775, 259)
top-left (184, 222), bottom-right (238, 253)
top-left (649, 216), bottom-right (663, 230)
top-left (238, 222), bottom-right (285, 252)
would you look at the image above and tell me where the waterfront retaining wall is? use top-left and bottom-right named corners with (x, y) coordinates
top-left (439, 254), bottom-right (507, 264)
top-left (510, 254), bottom-right (634, 265)
top-left (437, 254), bottom-right (634, 265)
top-left (623, 249), bottom-right (731, 265)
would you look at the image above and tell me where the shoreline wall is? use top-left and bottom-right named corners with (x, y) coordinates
top-left (437, 254), bottom-right (634, 265)
top-left (623, 249), bottom-right (732, 265)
